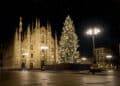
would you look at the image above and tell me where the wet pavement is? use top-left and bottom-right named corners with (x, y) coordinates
top-left (0, 70), bottom-right (120, 86)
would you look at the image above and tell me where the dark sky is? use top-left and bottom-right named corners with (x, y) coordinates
top-left (0, 0), bottom-right (120, 56)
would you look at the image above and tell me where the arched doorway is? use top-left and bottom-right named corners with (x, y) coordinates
top-left (41, 60), bottom-right (45, 70)
top-left (30, 63), bottom-right (33, 69)
top-left (21, 63), bottom-right (26, 70)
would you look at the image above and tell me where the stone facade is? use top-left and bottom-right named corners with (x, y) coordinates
top-left (4, 17), bottom-right (59, 69)
top-left (94, 47), bottom-right (113, 66)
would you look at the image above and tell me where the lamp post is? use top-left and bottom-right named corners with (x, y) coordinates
top-left (106, 55), bottom-right (112, 69)
top-left (81, 57), bottom-right (87, 61)
top-left (86, 27), bottom-right (101, 64)
top-left (81, 57), bottom-right (87, 64)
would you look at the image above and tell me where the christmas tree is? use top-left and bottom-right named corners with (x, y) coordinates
top-left (59, 15), bottom-right (80, 63)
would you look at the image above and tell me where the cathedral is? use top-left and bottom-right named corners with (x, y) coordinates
top-left (2, 16), bottom-right (81, 70)
top-left (4, 17), bottom-right (59, 69)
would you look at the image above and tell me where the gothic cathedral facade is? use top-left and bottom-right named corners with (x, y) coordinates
top-left (10, 17), bottom-right (59, 69)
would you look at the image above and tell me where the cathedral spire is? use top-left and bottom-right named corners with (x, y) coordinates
top-left (37, 19), bottom-right (40, 28)
top-left (31, 22), bottom-right (34, 33)
top-left (19, 16), bottom-right (23, 33)
top-left (35, 18), bottom-right (38, 28)
top-left (27, 24), bottom-right (30, 34)
top-left (54, 31), bottom-right (58, 63)
top-left (47, 21), bottom-right (51, 32)
top-left (55, 31), bottom-right (57, 41)
top-left (27, 24), bottom-right (31, 43)
top-left (15, 28), bottom-right (18, 40)
top-left (55, 31), bottom-right (58, 48)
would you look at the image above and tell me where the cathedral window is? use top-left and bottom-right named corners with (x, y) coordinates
top-left (22, 55), bottom-right (25, 58)
top-left (41, 35), bottom-right (44, 43)
top-left (30, 63), bottom-right (33, 69)
top-left (42, 50), bottom-right (45, 53)
top-left (31, 45), bottom-right (33, 50)
top-left (31, 54), bottom-right (33, 58)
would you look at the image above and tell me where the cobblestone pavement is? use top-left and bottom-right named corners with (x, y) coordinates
top-left (0, 70), bottom-right (120, 86)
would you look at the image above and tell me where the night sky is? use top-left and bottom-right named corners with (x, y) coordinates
top-left (0, 0), bottom-right (120, 57)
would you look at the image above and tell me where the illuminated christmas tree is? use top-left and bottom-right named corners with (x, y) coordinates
top-left (59, 15), bottom-right (80, 63)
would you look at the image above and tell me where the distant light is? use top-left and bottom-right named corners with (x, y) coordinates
top-left (106, 55), bottom-right (112, 59)
top-left (86, 27), bottom-right (101, 35)
top-left (21, 53), bottom-right (29, 56)
top-left (40, 46), bottom-right (48, 50)
top-left (94, 28), bottom-right (101, 34)
top-left (81, 57), bottom-right (87, 61)
top-left (107, 69), bottom-right (114, 73)
top-left (22, 69), bottom-right (28, 73)
top-left (86, 29), bottom-right (92, 35)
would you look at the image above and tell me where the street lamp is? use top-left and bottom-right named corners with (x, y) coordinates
top-left (81, 57), bottom-right (87, 64)
top-left (106, 55), bottom-right (112, 68)
top-left (106, 55), bottom-right (112, 59)
top-left (86, 27), bottom-right (101, 63)
top-left (81, 57), bottom-right (87, 61)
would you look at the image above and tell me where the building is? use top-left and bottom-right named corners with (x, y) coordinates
top-left (0, 44), bottom-right (3, 69)
top-left (3, 17), bottom-right (59, 69)
top-left (94, 47), bottom-right (113, 67)
top-left (119, 43), bottom-right (120, 56)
